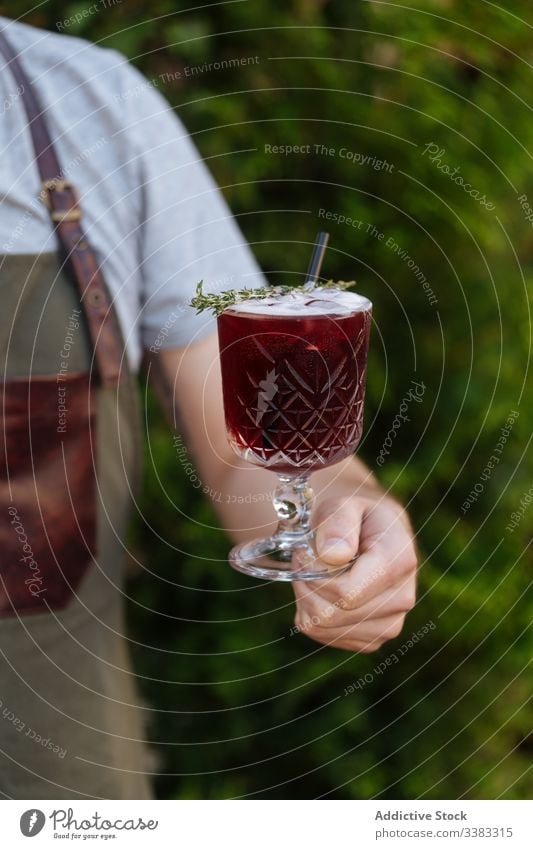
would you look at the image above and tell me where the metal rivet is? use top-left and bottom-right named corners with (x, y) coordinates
top-left (88, 290), bottom-right (104, 308)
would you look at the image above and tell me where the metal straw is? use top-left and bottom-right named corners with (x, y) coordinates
top-left (304, 231), bottom-right (330, 289)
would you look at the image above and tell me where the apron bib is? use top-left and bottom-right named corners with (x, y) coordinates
top-left (0, 250), bottom-right (142, 608)
top-left (0, 253), bottom-right (96, 614)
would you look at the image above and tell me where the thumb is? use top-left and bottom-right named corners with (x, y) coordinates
top-left (313, 496), bottom-right (363, 566)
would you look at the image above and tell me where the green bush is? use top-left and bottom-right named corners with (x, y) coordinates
top-left (9, 0), bottom-right (532, 799)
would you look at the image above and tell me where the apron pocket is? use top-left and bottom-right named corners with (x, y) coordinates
top-left (0, 371), bottom-right (96, 617)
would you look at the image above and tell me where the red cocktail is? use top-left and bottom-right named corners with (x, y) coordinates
top-left (217, 288), bottom-right (372, 581)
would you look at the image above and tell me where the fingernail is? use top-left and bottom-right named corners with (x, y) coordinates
top-left (321, 537), bottom-right (353, 562)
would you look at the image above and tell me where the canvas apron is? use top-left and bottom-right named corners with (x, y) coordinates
top-left (0, 255), bottom-right (153, 800)
top-left (0, 34), bottom-right (153, 800)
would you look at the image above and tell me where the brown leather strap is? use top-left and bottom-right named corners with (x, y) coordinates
top-left (0, 27), bottom-right (124, 387)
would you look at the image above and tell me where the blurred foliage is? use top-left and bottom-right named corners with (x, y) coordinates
top-left (6, 0), bottom-right (532, 799)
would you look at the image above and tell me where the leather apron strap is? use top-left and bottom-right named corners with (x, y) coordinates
top-left (0, 28), bottom-right (124, 388)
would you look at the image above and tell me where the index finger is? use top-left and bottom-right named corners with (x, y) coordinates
top-left (326, 545), bottom-right (390, 608)
top-left (296, 520), bottom-right (414, 609)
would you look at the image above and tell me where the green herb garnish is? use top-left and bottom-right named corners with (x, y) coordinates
top-left (190, 279), bottom-right (356, 316)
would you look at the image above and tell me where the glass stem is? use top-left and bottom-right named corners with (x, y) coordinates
top-left (272, 474), bottom-right (314, 539)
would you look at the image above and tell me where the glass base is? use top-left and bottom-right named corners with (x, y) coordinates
top-left (229, 532), bottom-right (354, 582)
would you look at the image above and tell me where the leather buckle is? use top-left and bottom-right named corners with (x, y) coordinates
top-left (40, 179), bottom-right (82, 223)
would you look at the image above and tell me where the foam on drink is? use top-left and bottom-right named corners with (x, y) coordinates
top-left (228, 287), bottom-right (371, 317)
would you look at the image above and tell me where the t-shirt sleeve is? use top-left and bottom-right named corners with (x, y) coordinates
top-left (115, 57), bottom-right (265, 351)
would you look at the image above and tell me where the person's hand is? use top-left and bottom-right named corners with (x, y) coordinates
top-left (292, 491), bottom-right (417, 652)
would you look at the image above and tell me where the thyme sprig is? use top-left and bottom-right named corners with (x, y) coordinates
top-left (190, 279), bottom-right (356, 316)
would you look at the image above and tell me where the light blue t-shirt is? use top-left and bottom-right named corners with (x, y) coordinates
top-left (0, 16), bottom-right (264, 369)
